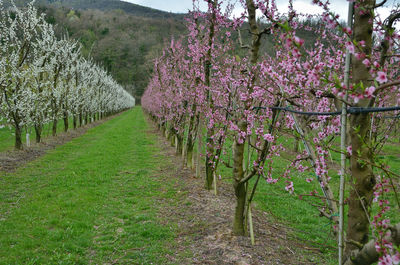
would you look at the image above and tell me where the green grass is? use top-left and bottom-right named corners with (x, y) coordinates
top-left (213, 135), bottom-right (338, 264)
top-left (209, 129), bottom-right (400, 265)
top-left (0, 108), bottom-right (180, 264)
top-left (0, 117), bottom-right (74, 152)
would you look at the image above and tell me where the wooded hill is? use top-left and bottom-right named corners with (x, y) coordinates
top-left (9, 0), bottom-right (186, 103)
top-left (8, 0), bottom-right (321, 103)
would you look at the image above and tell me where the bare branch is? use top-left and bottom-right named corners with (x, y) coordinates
top-left (374, 0), bottom-right (387, 8)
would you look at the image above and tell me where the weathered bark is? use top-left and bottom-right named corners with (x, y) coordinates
top-left (52, 118), bottom-right (57, 136)
top-left (79, 113), bottom-right (83, 127)
top-left (345, 0), bottom-right (376, 259)
top-left (204, 0), bottom-right (217, 190)
top-left (73, 115), bottom-right (77, 129)
top-left (344, 223), bottom-right (400, 265)
top-left (14, 123), bottom-right (23, 150)
top-left (176, 135), bottom-right (183, 155)
top-left (231, 0), bottom-right (261, 236)
top-left (63, 111), bottom-right (69, 132)
top-left (184, 113), bottom-right (197, 169)
top-left (34, 124), bottom-right (42, 143)
top-left (169, 128), bottom-right (176, 147)
top-left (196, 119), bottom-right (203, 178)
top-left (232, 122), bottom-right (247, 235)
top-left (187, 143), bottom-right (194, 169)
top-left (160, 121), bottom-right (166, 136)
top-left (185, 136), bottom-right (195, 169)
top-left (205, 130), bottom-right (215, 190)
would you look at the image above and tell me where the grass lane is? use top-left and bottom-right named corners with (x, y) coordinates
top-left (0, 107), bottom-right (178, 264)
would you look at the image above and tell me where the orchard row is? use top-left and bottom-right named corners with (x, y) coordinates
top-left (0, 3), bottom-right (135, 149)
top-left (142, 1), bottom-right (400, 264)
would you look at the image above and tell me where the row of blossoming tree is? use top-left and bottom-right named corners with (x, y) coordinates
top-left (0, 2), bottom-right (135, 150)
top-left (142, 0), bottom-right (400, 264)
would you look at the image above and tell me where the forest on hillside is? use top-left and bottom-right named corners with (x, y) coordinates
top-left (7, 0), bottom-right (325, 103)
top-left (41, 6), bottom-right (185, 102)
top-left (8, 0), bottom-right (187, 102)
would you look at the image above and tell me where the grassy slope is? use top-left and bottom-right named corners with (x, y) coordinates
top-left (0, 108), bottom-right (178, 264)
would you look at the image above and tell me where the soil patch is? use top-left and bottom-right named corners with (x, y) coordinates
top-left (148, 121), bottom-right (324, 265)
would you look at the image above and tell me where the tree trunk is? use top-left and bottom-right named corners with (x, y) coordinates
top-left (79, 113), bottom-right (83, 127)
top-left (52, 119), bottom-right (57, 137)
top-left (196, 120), bottom-right (203, 178)
top-left (203, 0), bottom-right (217, 190)
top-left (34, 124), bottom-right (42, 143)
top-left (232, 122), bottom-right (247, 235)
top-left (345, 0), bottom-right (376, 259)
top-left (231, 0), bottom-right (260, 236)
top-left (169, 128), bottom-right (175, 147)
top-left (161, 122), bottom-right (166, 136)
top-left (344, 223), bottom-right (400, 265)
top-left (176, 135), bottom-right (183, 156)
top-left (184, 114), bottom-right (197, 169)
top-left (186, 137), bottom-right (194, 169)
top-left (15, 123), bottom-right (23, 150)
top-left (73, 115), bottom-right (77, 129)
top-left (205, 129), bottom-right (215, 190)
top-left (63, 112), bottom-right (68, 132)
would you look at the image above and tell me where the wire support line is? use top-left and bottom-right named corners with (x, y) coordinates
top-left (253, 106), bottom-right (400, 116)
top-left (192, 104), bottom-right (400, 116)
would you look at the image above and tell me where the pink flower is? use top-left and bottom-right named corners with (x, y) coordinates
top-left (294, 36), bottom-right (304, 47)
top-left (343, 27), bottom-right (352, 35)
top-left (393, 252), bottom-right (400, 264)
top-left (285, 181), bottom-right (294, 193)
top-left (355, 53), bottom-right (365, 60)
top-left (365, 86), bottom-right (376, 97)
top-left (376, 71), bottom-right (388, 84)
top-left (353, 94), bottom-right (363, 104)
top-left (345, 41), bottom-right (355, 54)
top-left (362, 58), bottom-right (371, 67)
top-left (263, 133), bottom-right (274, 142)
top-left (347, 146), bottom-right (352, 155)
top-left (266, 177), bottom-right (278, 184)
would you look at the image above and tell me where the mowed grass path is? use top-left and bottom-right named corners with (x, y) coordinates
top-left (0, 108), bottom-right (178, 264)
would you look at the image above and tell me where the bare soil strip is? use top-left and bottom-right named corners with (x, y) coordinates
top-left (149, 122), bottom-right (322, 265)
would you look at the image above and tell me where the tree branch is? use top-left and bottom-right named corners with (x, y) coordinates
top-left (237, 29), bottom-right (251, 49)
top-left (374, 0), bottom-right (387, 8)
top-left (374, 80), bottom-right (400, 94)
top-left (344, 223), bottom-right (400, 265)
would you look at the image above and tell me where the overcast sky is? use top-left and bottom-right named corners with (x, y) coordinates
top-left (122, 0), bottom-right (397, 21)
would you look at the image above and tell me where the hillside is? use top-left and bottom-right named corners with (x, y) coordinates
top-left (6, 0), bottom-right (319, 103)
top-left (15, 0), bottom-right (185, 19)
top-left (9, 0), bottom-right (186, 103)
